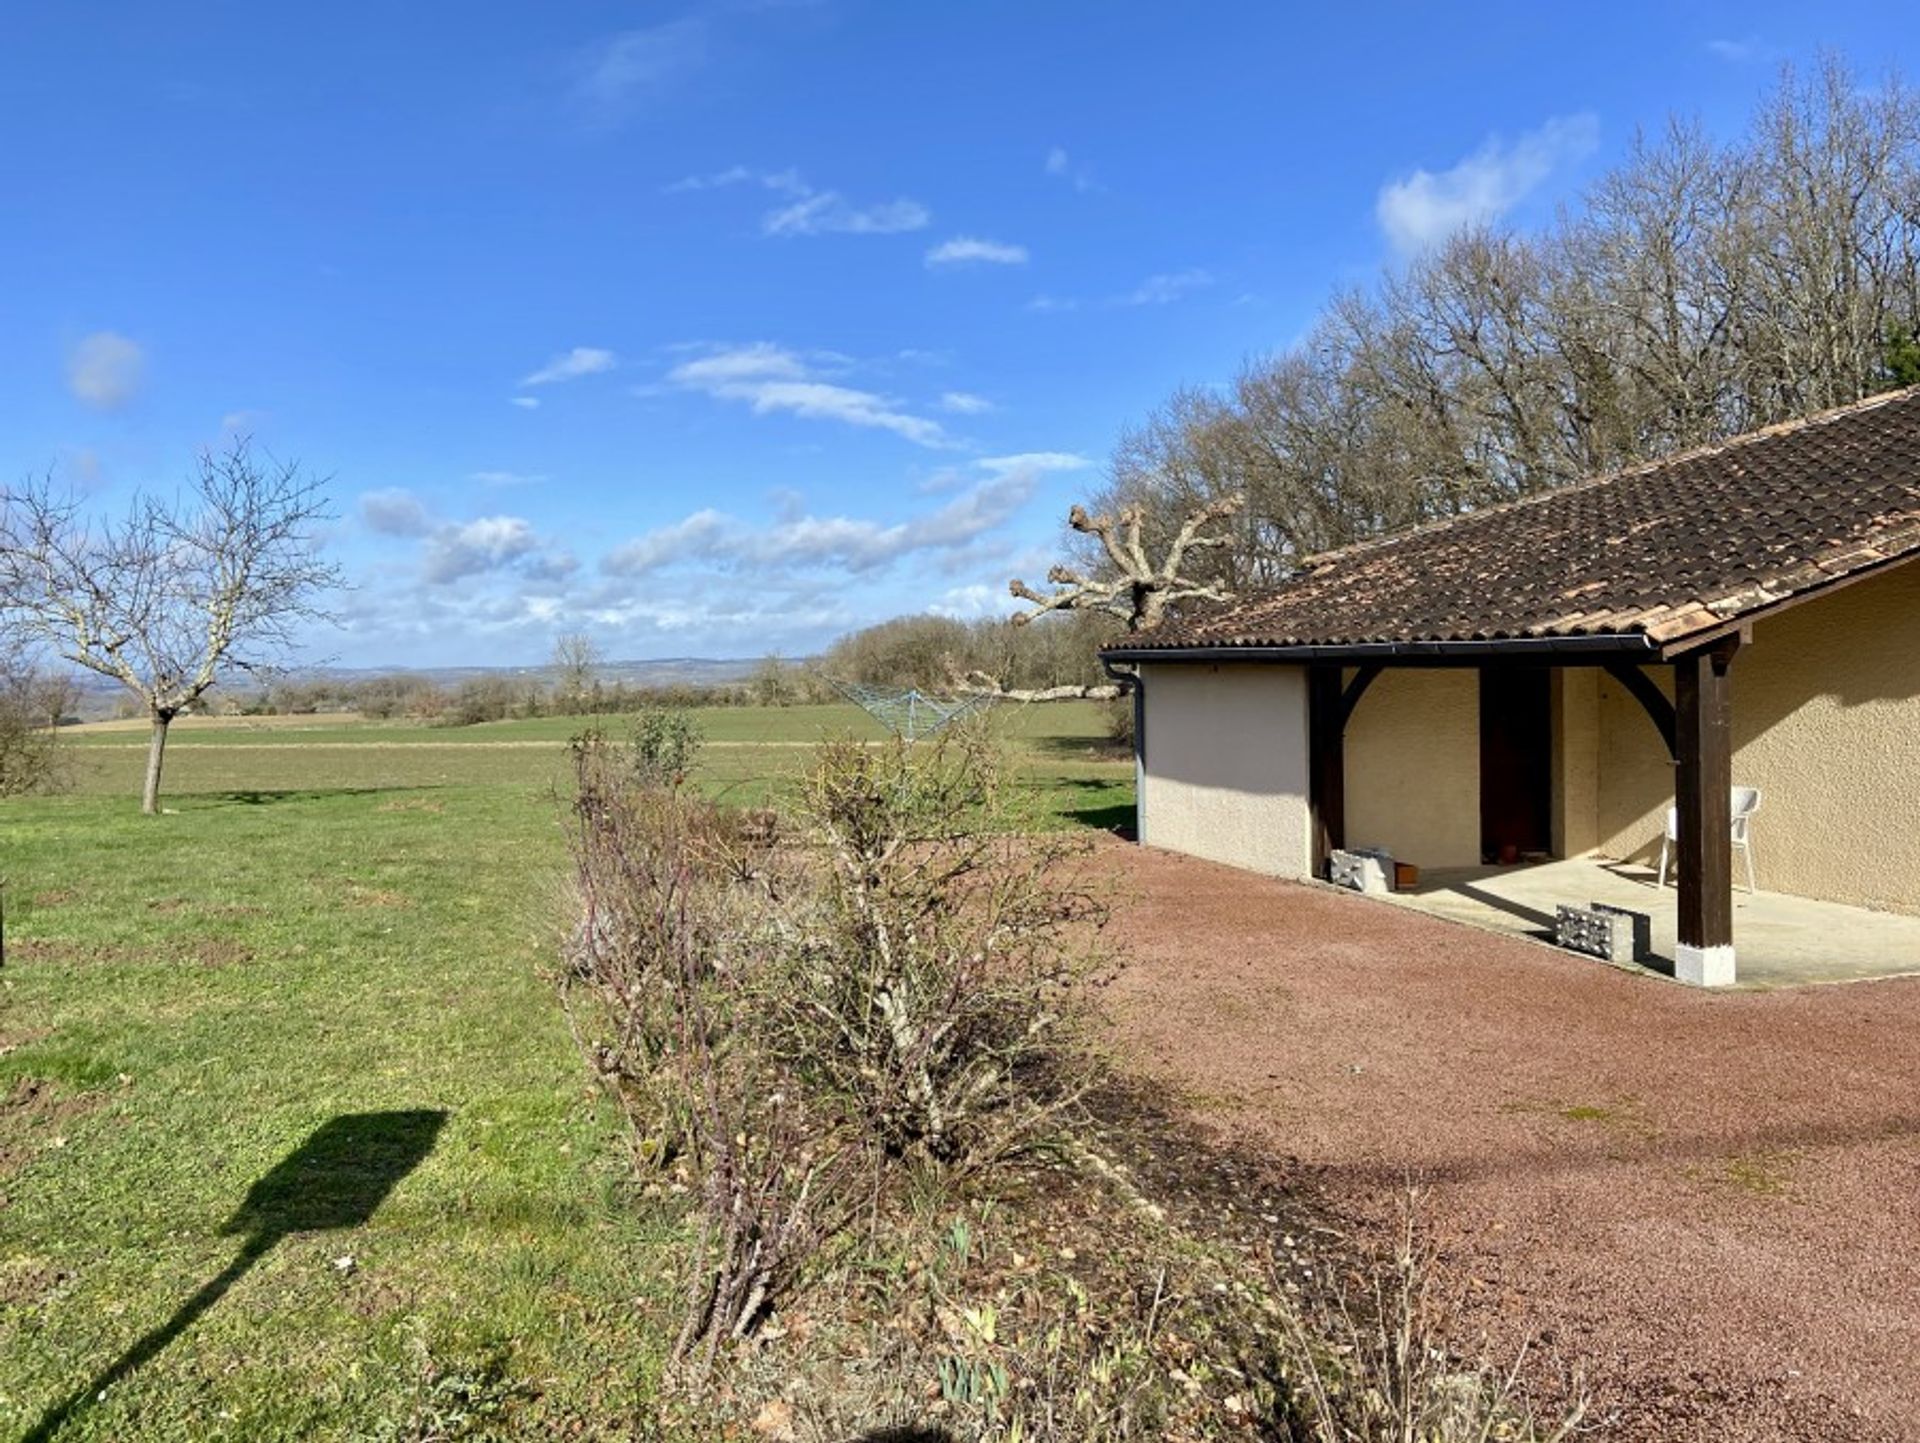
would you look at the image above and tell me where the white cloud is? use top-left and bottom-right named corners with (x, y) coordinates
top-left (603, 458), bottom-right (1053, 579)
top-left (976, 451), bottom-right (1090, 476)
top-left (510, 396), bottom-right (541, 410)
top-left (574, 18), bottom-right (707, 122)
top-left (925, 236), bottom-right (1029, 267)
top-left (764, 191), bottom-right (930, 237)
top-left (521, 346), bottom-right (617, 387)
top-left (1116, 269), bottom-right (1214, 306)
top-left (666, 342), bottom-right (950, 447)
top-left (67, 331), bottom-right (145, 411)
top-left (1376, 113), bottom-right (1599, 254)
top-left (939, 391), bottom-right (994, 415)
top-left (928, 583), bottom-right (1001, 620)
top-left (360, 488), bottom-right (433, 538)
top-left (423, 516), bottom-right (543, 584)
top-left (1025, 293), bottom-right (1078, 313)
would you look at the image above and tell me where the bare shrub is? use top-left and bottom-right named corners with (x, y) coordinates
top-left (776, 725), bottom-right (1105, 1168)
top-left (0, 643), bottom-right (68, 798)
top-left (1274, 1208), bottom-right (1586, 1442)
top-left (559, 724), bottom-right (845, 1389)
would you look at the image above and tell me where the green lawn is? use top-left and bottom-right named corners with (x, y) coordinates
top-left (0, 704), bottom-right (1130, 1439)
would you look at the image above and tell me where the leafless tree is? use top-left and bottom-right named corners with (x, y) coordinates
top-left (1009, 494), bottom-right (1244, 632)
top-left (0, 439), bottom-right (342, 813)
top-left (551, 631), bottom-right (601, 713)
top-left (1067, 56), bottom-right (1920, 596)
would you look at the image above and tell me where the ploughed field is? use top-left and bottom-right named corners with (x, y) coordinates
top-left (0, 703), bottom-right (1129, 1440)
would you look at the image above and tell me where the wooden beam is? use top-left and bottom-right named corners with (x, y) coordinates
top-left (1308, 664), bottom-right (1346, 873)
top-left (1338, 662), bottom-right (1385, 730)
top-left (1673, 637), bottom-right (1738, 982)
top-left (1603, 660), bottom-right (1678, 760)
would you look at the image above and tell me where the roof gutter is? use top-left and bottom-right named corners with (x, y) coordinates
top-left (1099, 633), bottom-right (1657, 665)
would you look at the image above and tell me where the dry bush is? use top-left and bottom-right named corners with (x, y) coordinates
top-left (0, 644), bottom-right (68, 798)
top-left (774, 726), bottom-right (1105, 1168)
top-left (1272, 1208), bottom-right (1587, 1443)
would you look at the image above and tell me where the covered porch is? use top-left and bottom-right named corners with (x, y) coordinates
top-left (1377, 856), bottom-right (1920, 988)
top-left (1306, 635), bottom-right (1749, 986)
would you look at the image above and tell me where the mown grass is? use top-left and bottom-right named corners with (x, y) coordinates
top-left (0, 703), bottom-right (1130, 1439)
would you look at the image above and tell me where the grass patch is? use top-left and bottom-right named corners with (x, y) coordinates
top-left (0, 703), bottom-right (1131, 1438)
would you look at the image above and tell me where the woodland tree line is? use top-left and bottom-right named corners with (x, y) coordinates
top-left (1074, 59), bottom-right (1920, 601)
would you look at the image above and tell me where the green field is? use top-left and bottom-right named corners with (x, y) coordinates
top-left (0, 704), bottom-right (1130, 1440)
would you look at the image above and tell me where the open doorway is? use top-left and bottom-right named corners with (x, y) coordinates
top-left (1480, 668), bottom-right (1553, 864)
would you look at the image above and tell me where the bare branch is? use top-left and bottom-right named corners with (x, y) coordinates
top-left (1009, 493), bottom-right (1245, 632)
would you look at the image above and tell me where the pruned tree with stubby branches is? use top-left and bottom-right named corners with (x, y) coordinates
top-left (1009, 494), bottom-right (1245, 633)
top-left (0, 439), bottom-right (343, 813)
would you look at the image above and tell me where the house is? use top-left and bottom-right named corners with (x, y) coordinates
top-left (1100, 385), bottom-right (1920, 986)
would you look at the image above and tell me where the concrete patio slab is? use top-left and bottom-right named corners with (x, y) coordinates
top-left (1375, 856), bottom-right (1920, 988)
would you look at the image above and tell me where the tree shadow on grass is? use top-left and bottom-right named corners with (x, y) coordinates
top-left (209, 786), bottom-right (446, 806)
top-left (25, 1109), bottom-right (447, 1442)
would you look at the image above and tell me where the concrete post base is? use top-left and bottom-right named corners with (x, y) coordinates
top-left (1676, 942), bottom-right (1736, 987)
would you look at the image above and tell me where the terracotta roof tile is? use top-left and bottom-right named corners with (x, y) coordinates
top-left (1112, 385), bottom-right (1920, 655)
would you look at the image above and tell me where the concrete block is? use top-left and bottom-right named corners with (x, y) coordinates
top-left (1676, 942), bottom-right (1737, 987)
top-left (1591, 902), bottom-right (1652, 962)
top-left (1329, 847), bottom-right (1393, 895)
top-left (1554, 904), bottom-right (1636, 963)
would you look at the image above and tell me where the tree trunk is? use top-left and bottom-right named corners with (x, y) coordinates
top-left (142, 714), bottom-right (171, 815)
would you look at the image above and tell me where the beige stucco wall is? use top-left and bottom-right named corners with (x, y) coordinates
top-left (1345, 669), bottom-right (1482, 868)
top-left (1594, 562), bottom-right (1920, 914)
top-left (1137, 662), bottom-right (1312, 878)
top-left (1553, 667), bottom-right (1602, 857)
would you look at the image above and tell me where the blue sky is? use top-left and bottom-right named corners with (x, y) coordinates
top-left (4, 2), bottom-right (1914, 667)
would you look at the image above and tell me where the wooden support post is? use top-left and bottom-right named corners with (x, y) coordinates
top-left (1308, 665), bottom-right (1346, 876)
top-left (1673, 638), bottom-right (1738, 985)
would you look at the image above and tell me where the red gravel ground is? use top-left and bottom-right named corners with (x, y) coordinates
top-left (1098, 841), bottom-right (1920, 1443)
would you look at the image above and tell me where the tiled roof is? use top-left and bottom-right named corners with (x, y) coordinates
top-left (1112, 385), bottom-right (1920, 654)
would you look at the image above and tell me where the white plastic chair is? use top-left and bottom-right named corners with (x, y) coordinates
top-left (1657, 787), bottom-right (1762, 892)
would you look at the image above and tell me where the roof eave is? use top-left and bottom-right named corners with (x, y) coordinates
top-left (1099, 633), bottom-right (1659, 665)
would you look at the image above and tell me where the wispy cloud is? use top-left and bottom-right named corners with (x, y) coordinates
top-left (669, 165), bottom-right (930, 237)
top-left (573, 18), bottom-right (707, 124)
top-left (1115, 269), bottom-right (1214, 306)
top-left (664, 165), bottom-right (808, 195)
top-left (925, 236), bottom-right (1029, 267)
top-left (468, 470), bottom-right (549, 488)
top-left (510, 396), bottom-right (541, 410)
top-left (67, 331), bottom-right (146, 411)
top-left (1376, 112), bottom-right (1599, 254)
top-left (521, 347), bottom-right (617, 387)
top-left (939, 391), bottom-right (995, 415)
top-left (603, 457), bottom-right (1058, 578)
top-left (1027, 270), bottom-right (1214, 313)
top-left (1044, 145), bottom-right (1098, 193)
top-left (1705, 36), bottom-right (1769, 64)
top-left (764, 191), bottom-right (929, 237)
top-left (665, 342), bottom-right (951, 447)
top-left (976, 451), bottom-right (1089, 476)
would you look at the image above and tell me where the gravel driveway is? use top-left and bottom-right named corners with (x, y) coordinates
top-left (1099, 842), bottom-right (1920, 1442)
